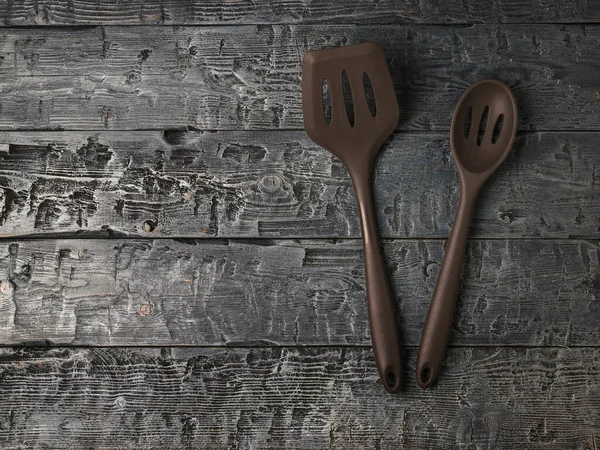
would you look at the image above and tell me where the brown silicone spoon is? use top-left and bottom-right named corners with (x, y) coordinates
top-left (416, 79), bottom-right (518, 388)
top-left (302, 43), bottom-right (402, 393)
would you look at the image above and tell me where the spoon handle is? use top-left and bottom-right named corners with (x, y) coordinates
top-left (416, 184), bottom-right (477, 388)
top-left (352, 162), bottom-right (402, 393)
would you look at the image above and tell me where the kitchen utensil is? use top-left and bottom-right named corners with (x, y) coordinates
top-left (416, 79), bottom-right (518, 388)
top-left (302, 42), bottom-right (402, 392)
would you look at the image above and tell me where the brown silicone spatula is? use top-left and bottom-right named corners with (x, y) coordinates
top-left (416, 79), bottom-right (518, 388)
top-left (302, 43), bottom-right (402, 393)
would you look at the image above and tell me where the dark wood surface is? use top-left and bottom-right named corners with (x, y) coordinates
top-left (0, 347), bottom-right (598, 449)
top-left (0, 131), bottom-right (598, 239)
top-left (0, 25), bottom-right (599, 131)
top-left (0, 3), bottom-right (599, 449)
top-left (1, 0), bottom-right (599, 25)
top-left (0, 238), bottom-right (598, 347)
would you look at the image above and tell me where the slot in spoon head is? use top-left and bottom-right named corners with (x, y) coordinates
top-left (451, 79), bottom-right (518, 178)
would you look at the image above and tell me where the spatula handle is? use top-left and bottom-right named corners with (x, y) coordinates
top-left (352, 163), bottom-right (402, 393)
top-left (416, 184), bottom-right (477, 388)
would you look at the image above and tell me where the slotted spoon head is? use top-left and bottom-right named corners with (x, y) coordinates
top-left (451, 79), bottom-right (518, 178)
top-left (302, 43), bottom-right (399, 166)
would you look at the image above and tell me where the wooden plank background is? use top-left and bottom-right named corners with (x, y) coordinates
top-left (0, 347), bottom-right (598, 449)
top-left (0, 131), bottom-right (598, 238)
top-left (0, 2), bottom-right (599, 449)
top-left (0, 238), bottom-right (598, 347)
top-left (1, 0), bottom-right (599, 25)
top-left (0, 25), bottom-right (599, 131)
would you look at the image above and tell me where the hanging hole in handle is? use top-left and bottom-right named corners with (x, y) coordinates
top-left (420, 366), bottom-right (432, 385)
top-left (385, 370), bottom-right (398, 390)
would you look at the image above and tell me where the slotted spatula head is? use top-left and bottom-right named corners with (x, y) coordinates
top-left (302, 42), bottom-right (399, 167)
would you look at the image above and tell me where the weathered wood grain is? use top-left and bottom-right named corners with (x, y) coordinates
top-left (1, 131), bottom-right (598, 239)
top-left (0, 25), bottom-right (599, 130)
top-left (1, 0), bottom-right (599, 25)
top-left (0, 238), bottom-right (597, 346)
top-left (0, 346), bottom-right (598, 449)
top-left (0, 7), bottom-right (597, 450)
